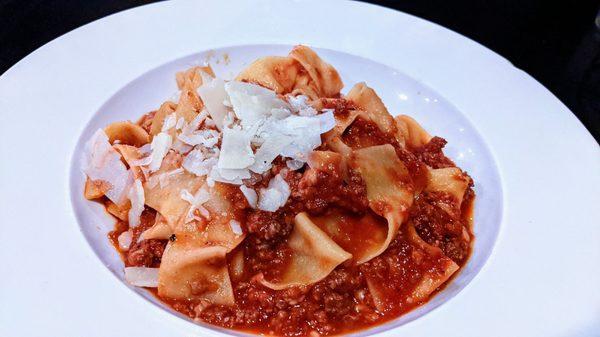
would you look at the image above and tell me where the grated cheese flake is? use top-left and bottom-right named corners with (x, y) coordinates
top-left (229, 220), bottom-right (243, 235)
top-left (82, 129), bottom-right (134, 205)
top-left (127, 179), bottom-right (145, 227)
top-left (148, 132), bottom-right (173, 172)
top-left (124, 267), bottom-right (159, 287)
top-left (239, 185), bottom-right (258, 208)
top-left (257, 174), bottom-right (291, 212)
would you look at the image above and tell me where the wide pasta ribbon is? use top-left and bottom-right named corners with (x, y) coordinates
top-left (154, 182), bottom-right (246, 303)
top-left (259, 212), bottom-right (352, 290)
top-left (236, 45), bottom-right (343, 100)
top-left (349, 144), bottom-right (414, 262)
top-left (158, 241), bottom-right (235, 305)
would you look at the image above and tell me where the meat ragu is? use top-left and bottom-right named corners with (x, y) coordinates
top-left (85, 45), bottom-right (475, 336)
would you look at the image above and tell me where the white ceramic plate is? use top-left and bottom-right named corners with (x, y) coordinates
top-left (1, 1), bottom-right (599, 337)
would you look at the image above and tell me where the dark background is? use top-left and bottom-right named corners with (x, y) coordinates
top-left (1, 0), bottom-right (599, 142)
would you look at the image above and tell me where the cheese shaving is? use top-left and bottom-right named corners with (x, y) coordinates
top-left (229, 220), bottom-right (243, 235)
top-left (161, 112), bottom-right (177, 132)
top-left (124, 267), bottom-right (159, 287)
top-left (197, 76), bottom-right (228, 130)
top-left (218, 127), bottom-right (255, 169)
top-left (182, 147), bottom-right (219, 177)
top-left (118, 230), bottom-right (133, 250)
top-left (127, 179), bottom-right (145, 227)
top-left (82, 129), bottom-right (133, 205)
top-left (180, 186), bottom-right (211, 222)
top-left (257, 174), bottom-right (291, 212)
top-left (148, 133), bottom-right (173, 172)
top-left (239, 185), bottom-right (258, 208)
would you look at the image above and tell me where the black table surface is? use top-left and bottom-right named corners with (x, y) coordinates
top-left (1, 0), bottom-right (599, 142)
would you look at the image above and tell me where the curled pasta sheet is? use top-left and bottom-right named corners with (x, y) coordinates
top-left (394, 115), bottom-right (432, 149)
top-left (288, 45), bottom-right (343, 98)
top-left (113, 144), bottom-right (145, 180)
top-left (142, 213), bottom-right (172, 240)
top-left (152, 183), bottom-right (244, 305)
top-left (199, 183), bottom-right (246, 249)
top-left (235, 56), bottom-right (300, 95)
top-left (236, 45), bottom-right (342, 100)
top-left (176, 65), bottom-right (214, 91)
top-left (143, 153), bottom-right (204, 227)
top-left (306, 150), bottom-right (349, 182)
top-left (150, 66), bottom-right (214, 136)
top-left (260, 212), bottom-right (352, 290)
top-left (426, 167), bottom-right (469, 204)
top-left (158, 241), bottom-right (234, 305)
top-left (405, 223), bottom-right (459, 302)
top-left (346, 83), bottom-right (397, 138)
top-left (350, 144), bottom-right (414, 262)
top-left (425, 167), bottom-right (469, 217)
top-left (143, 181), bottom-right (245, 249)
top-left (323, 109), bottom-right (362, 157)
top-left (309, 209), bottom-right (387, 264)
top-left (229, 249), bottom-right (244, 281)
top-left (84, 178), bottom-right (111, 200)
top-left (149, 101), bottom-right (177, 136)
top-left (104, 199), bottom-right (130, 221)
top-left (104, 121), bottom-right (150, 147)
top-left (173, 89), bottom-right (203, 127)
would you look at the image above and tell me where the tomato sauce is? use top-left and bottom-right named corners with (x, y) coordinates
top-left (107, 100), bottom-right (475, 337)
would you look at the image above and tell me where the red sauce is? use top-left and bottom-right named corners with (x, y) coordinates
top-left (107, 99), bottom-right (475, 336)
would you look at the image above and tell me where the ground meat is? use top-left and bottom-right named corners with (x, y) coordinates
top-left (126, 239), bottom-right (167, 267)
top-left (294, 165), bottom-right (369, 214)
top-left (393, 146), bottom-right (429, 192)
top-left (413, 136), bottom-right (455, 168)
top-left (106, 92), bottom-right (477, 336)
top-left (246, 210), bottom-right (293, 241)
top-left (341, 117), bottom-right (390, 149)
top-left (198, 266), bottom-right (376, 337)
top-left (319, 97), bottom-right (356, 112)
top-left (409, 192), bottom-right (471, 265)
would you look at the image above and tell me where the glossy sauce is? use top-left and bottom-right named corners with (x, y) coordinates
top-left (107, 102), bottom-right (475, 336)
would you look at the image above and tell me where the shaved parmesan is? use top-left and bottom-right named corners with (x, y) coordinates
top-left (317, 109), bottom-right (336, 133)
top-left (224, 81), bottom-right (289, 127)
top-left (197, 76), bottom-right (228, 130)
top-left (127, 179), bottom-right (145, 227)
top-left (258, 174), bottom-right (291, 212)
top-left (286, 159), bottom-right (305, 170)
top-left (229, 220), bottom-right (243, 235)
top-left (175, 117), bottom-right (185, 130)
top-left (182, 147), bottom-right (218, 177)
top-left (249, 133), bottom-right (293, 173)
top-left (171, 139), bottom-right (193, 154)
top-left (288, 95), bottom-right (317, 116)
top-left (117, 230), bottom-right (133, 250)
top-left (139, 144), bottom-right (151, 155)
top-left (239, 185), bottom-right (258, 208)
top-left (209, 166), bottom-right (248, 185)
top-left (178, 129), bottom-right (220, 147)
top-left (83, 129), bottom-right (133, 205)
top-left (218, 127), bottom-right (254, 169)
top-left (124, 267), bottom-right (159, 287)
top-left (161, 112), bottom-right (177, 132)
top-left (148, 132), bottom-right (172, 172)
top-left (181, 186), bottom-right (211, 222)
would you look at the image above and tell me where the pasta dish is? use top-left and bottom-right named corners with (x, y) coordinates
top-left (82, 46), bottom-right (475, 336)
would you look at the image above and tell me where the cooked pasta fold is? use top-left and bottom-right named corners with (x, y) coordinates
top-left (83, 45), bottom-right (475, 337)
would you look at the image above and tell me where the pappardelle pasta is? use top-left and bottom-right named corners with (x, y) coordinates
top-left (83, 46), bottom-right (474, 336)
